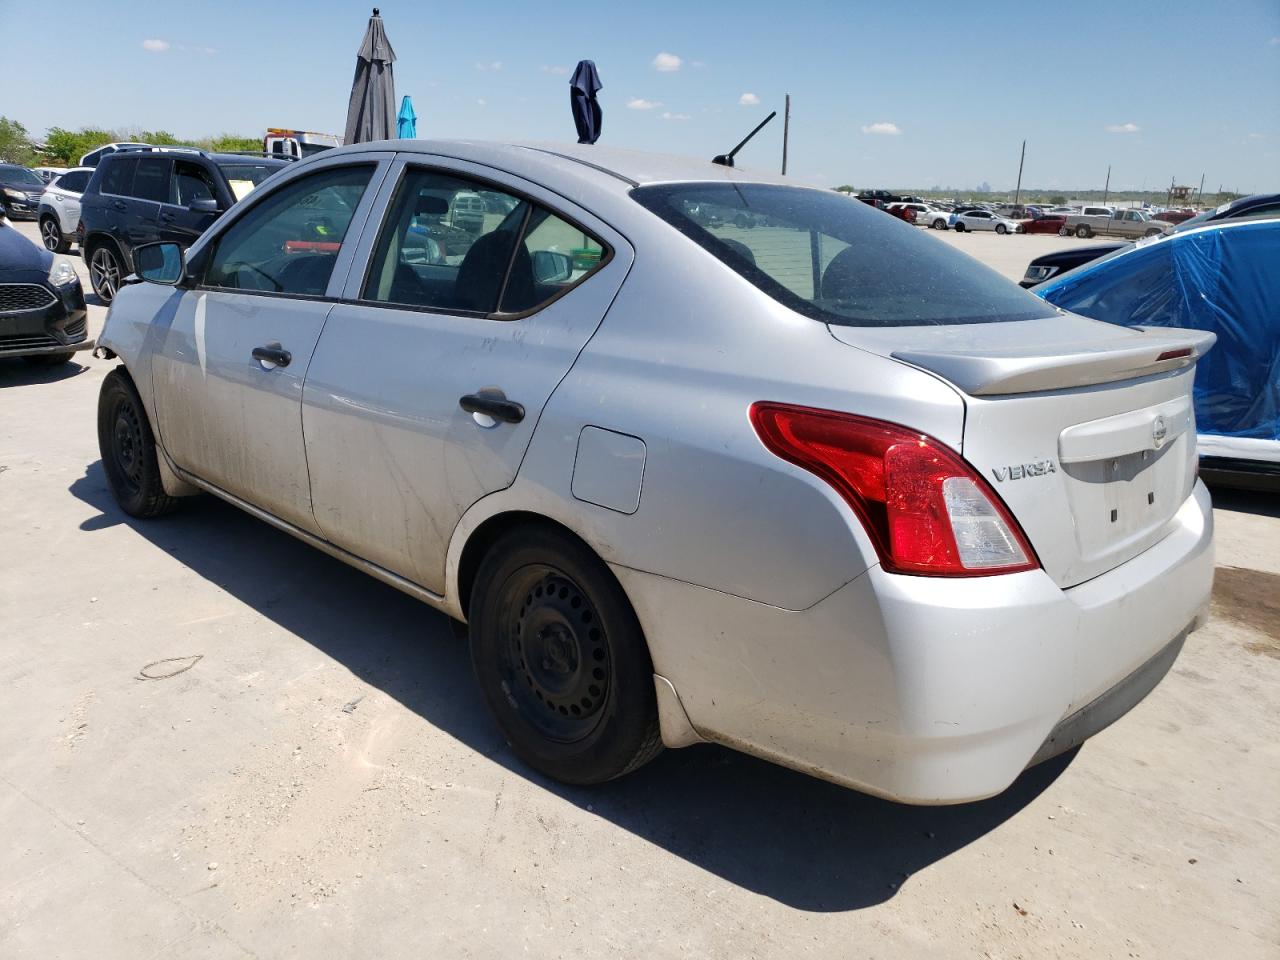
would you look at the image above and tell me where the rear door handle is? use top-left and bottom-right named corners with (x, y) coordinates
top-left (159, 211), bottom-right (175, 223)
top-left (112, 200), bottom-right (127, 211)
top-left (459, 393), bottom-right (524, 424)
top-left (252, 344), bottom-right (292, 367)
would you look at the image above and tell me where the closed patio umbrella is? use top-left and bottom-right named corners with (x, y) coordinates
top-left (396, 95), bottom-right (417, 139)
top-left (344, 8), bottom-right (397, 144)
top-left (569, 60), bottom-right (602, 145)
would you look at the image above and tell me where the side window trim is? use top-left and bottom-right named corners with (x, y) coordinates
top-left (346, 158), bottom-right (614, 322)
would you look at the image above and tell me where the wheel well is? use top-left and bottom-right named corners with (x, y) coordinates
top-left (84, 232), bottom-right (124, 262)
top-left (456, 511), bottom-right (601, 620)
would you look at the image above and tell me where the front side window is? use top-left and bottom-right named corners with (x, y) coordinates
top-left (633, 183), bottom-right (1056, 327)
top-left (173, 160), bottom-right (217, 206)
top-left (204, 164), bottom-right (373, 296)
top-left (362, 167), bottom-right (607, 315)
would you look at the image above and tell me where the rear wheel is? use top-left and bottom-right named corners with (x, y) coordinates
top-left (40, 216), bottom-right (69, 253)
top-left (1058, 227), bottom-right (1070, 236)
top-left (1075, 224), bottom-right (1092, 239)
top-left (468, 526), bottom-right (662, 785)
top-left (88, 244), bottom-right (123, 303)
top-left (97, 369), bottom-right (180, 518)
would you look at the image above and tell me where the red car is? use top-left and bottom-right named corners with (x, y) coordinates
top-left (1019, 213), bottom-right (1067, 235)
top-left (885, 202), bottom-right (917, 224)
top-left (1158, 209), bottom-right (1197, 225)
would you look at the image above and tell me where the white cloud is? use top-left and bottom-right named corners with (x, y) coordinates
top-left (476, 98), bottom-right (487, 107)
top-left (540, 65), bottom-right (569, 75)
top-left (141, 38), bottom-right (170, 52)
top-left (861, 121), bottom-right (901, 135)
top-left (1106, 122), bottom-right (1140, 134)
top-left (652, 52), bottom-right (682, 72)
top-left (659, 111), bottom-right (691, 121)
top-left (1247, 132), bottom-right (1265, 139)
top-left (627, 98), bottom-right (663, 110)
top-left (474, 60), bottom-right (502, 71)
top-left (738, 92), bottom-right (760, 106)
top-left (1270, 36), bottom-right (1280, 45)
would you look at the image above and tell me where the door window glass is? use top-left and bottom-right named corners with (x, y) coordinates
top-left (173, 161), bottom-right (217, 206)
top-left (204, 164), bottom-right (373, 296)
top-left (132, 158), bottom-right (172, 203)
top-left (362, 168), bottom-right (529, 313)
top-left (100, 157), bottom-right (136, 196)
top-left (55, 170), bottom-right (90, 193)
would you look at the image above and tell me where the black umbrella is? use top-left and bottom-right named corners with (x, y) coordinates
top-left (569, 60), bottom-right (602, 145)
top-left (344, 8), bottom-right (397, 144)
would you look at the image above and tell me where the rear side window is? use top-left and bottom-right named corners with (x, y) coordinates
top-left (99, 157), bottom-right (136, 196)
top-left (131, 157), bottom-right (171, 203)
top-left (55, 170), bottom-right (90, 193)
top-left (204, 164), bottom-right (373, 296)
top-left (632, 183), bottom-right (1055, 327)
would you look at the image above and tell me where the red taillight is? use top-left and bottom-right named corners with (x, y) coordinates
top-left (749, 402), bottom-right (1039, 577)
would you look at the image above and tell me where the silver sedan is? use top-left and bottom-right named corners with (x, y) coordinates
top-left (95, 141), bottom-right (1214, 803)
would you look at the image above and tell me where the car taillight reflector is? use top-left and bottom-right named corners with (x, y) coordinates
top-left (749, 402), bottom-right (1039, 577)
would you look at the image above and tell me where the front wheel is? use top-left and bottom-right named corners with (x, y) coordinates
top-left (1144, 229), bottom-right (1161, 238)
top-left (932, 218), bottom-right (947, 230)
top-left (995, 223), bottom-right (1008, 235)
top-left (954, 222), bottom-right (966, 232)
top-left (469, 526), bottom-right (662, 785)
top-left (40, 216), bottom-right (69, 253)
top-left (97, 369), bottom-right (181, 518)
top-left (88, 244), bottom-right (123, 303)
top-left (1075, 224), bottom-right (1092, 239)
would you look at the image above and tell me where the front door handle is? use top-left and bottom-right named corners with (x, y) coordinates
top-left (460, 393), bottom-right (525, 424)
top-left (252, 344), bottom-right (292, 368)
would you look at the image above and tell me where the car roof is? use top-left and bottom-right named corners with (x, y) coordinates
top-left (328, 139), bottom-right (801, 193)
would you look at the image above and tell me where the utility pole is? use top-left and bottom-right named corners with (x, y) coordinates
top-left (1195, 173), bottom-right (1205, 207)
top-left (1166, 176), bottom-right (1174, 208)
top-left (1014, 139), bottom-right (1025, 205)
top-left (1103, 164), bottom-right (1111, 206)
top-left (781, 94), bottom-right (790, 175)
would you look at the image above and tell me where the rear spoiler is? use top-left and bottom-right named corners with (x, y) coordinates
top-left (892, 327), bottom-right (1216, 396)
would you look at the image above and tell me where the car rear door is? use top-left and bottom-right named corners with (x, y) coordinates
top-left (150, 154), bottom-right (393, 533)
top-left (122, 156), bottom-right (171, 262)
top-left (300, 155), bottom-right (633, 596)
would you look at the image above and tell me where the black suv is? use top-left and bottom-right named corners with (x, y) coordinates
top-left (80, 149), bottom-right (289, 302)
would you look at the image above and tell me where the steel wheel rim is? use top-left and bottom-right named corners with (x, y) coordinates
top-left (91, 249), bottom-right (118, 298)
top-left (498, 565), bottom-right (610, 743)
top-left (41, 219), bottom-right (60, 250)
top-left (111, 401), bottom-right (144, 495)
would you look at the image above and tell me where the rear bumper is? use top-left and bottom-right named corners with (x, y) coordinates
top-left (618, 481), bottom-right (1214, 804)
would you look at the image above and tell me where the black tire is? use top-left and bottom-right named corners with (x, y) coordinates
top-left (468, 525), bottom-right (662, 785)
top-left (40, 216), bottom-right (69, 253)
top-left (954, 222), bottom-right (966, 232)
top-left (995, 223), bottom-right (1008, 235)
top-left (1058, 227), bottom-right (1070, 236)
top-left (932, 218), bottom-right (947, 230)
top-left (1075, 224), bottom-right (1092, 239)
top-left (1144, 229), bottom-right (1161, 238)
top-left (97, 369), bottom-right (181, 518)
top-left (22, 351), bottom-right (75, 365)
top-left (87, 242), bottom-right (123, 303)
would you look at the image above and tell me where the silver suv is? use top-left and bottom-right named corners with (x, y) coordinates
top-left (37, 167), bottom-right (93, 252)
top-left (94, 142), bottom-right (1215, 803)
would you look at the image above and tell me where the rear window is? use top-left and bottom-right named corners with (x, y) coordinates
top-left (632, 183), bottom-right (1055, 327)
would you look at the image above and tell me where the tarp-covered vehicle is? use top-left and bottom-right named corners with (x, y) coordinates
top-left (1036, 219), bottom-right (1280, 488)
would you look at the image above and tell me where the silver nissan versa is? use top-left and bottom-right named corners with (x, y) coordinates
top-left (94, 141), bottom-right (1215, 804)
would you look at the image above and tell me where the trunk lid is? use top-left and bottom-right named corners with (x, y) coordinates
top-left (830, 315), bottom-right (1214, 587)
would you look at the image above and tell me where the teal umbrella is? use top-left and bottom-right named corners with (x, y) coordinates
top-left (397, 95), bottom-right (417, 139)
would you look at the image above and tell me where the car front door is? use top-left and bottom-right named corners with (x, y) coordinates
top-left (300, 157), bottom-right (633, 595)
top-left (157, 159), bottom-right (224, 249)
top-left (151, 155), bottom-right (392, 533)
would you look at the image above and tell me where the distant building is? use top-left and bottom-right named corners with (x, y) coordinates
top-left (977, 181), bottom-right (992, 194)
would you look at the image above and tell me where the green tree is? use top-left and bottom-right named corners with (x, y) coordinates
top-left (0, 116), bottom-right (38, 165)
top-left (45, 127), bottom-right (116, 165)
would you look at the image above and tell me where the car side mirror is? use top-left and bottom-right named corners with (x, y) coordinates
top-left (189, 197), bottom-right (220, 214)
top-left (135, 241), bottom-right (186, 285)
top-left (532, 250), bottom-right (572, 284)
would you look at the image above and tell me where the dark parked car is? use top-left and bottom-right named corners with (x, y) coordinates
top-left (0, 164), bottom-right (48, 221)
top-left (1020, 193), bottom-right (1280, 287)
top-left (0, 220), bottom-right (90, 365)
top-left (80, 148), bottom-right (288, 302)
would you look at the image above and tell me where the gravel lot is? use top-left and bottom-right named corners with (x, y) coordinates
top-left (2, 219), bottom-right (1277, 959)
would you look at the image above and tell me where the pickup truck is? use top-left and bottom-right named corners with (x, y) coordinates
top-left (1062, 208), bottom-right (1174, 239)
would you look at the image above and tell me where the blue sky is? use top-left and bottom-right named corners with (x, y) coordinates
top-left (3, 0), bottom-right (1277, 192)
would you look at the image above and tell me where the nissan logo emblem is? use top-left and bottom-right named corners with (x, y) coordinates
top-left (1152, 415), bottom-right (1168, 448)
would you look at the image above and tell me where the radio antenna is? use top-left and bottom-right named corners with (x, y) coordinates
top-left (712, 110), bottom-right (777, 168)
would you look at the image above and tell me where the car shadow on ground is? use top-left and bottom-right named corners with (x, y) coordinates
top-left (1206, 483), bottom-right (1280, 518)
top-left (0, 357), bottom-right (93, 386)
top-left (69, 461), bottom-right (1074, 912)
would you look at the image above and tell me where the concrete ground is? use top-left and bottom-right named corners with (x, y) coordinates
top-left (2, 221), bottom-right (1277, 959)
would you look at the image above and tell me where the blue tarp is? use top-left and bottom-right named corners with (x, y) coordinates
top-left (1036, 220), bottom-right (1280, 443)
